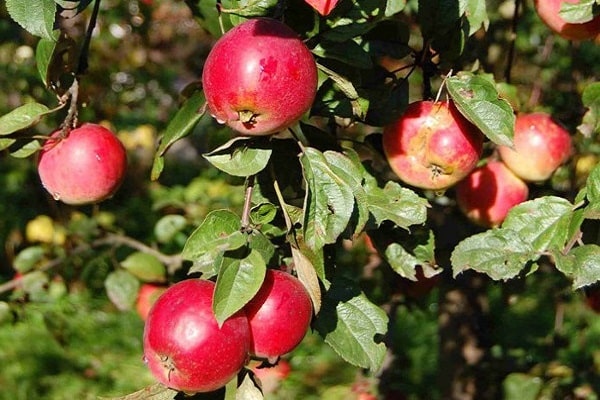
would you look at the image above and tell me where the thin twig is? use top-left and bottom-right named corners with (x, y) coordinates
top-left (504, 0), bottom-right (522, 84)
top-left (241, 175), bottom-right (255, 232)
top-left (77, 0), bottom-right (102, 76)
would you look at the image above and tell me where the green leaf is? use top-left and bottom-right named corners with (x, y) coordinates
top-left (222, 0), bottom-right (278, 17)
top-left (300, 147), bottom-right (355, 249)
top-left (317, 63), bottom-right (369, 120)
top-left (385, 0), bottom-right (407, 17)
top-left (247, 230), bottom-right (275, 266)
top-left (182, 210), bottom-right (246, 263)
top-left (559, 0), bottom-right (597, 24)
top-left (213, 249), bottom-right (266, 325)
top-left (312, 39), bottom-right (373, 69)
top-left (98, 383), bottom-right (178, 400)
top-left (323, 150), bottom-right (370, 237)
top-left (121, 252), bottom-right (166, 283)
top-left (579, 82), bottom-right (600, 136)
top-left (154, 214), bottom-right (187, 244)
top-left (502, 196), bottom-right (574, 254)
top-left (313, 277), bottom-right (388, 371)
top-left (384, 243), bottom-right (422, 279)
top-left (447, 72), bottom-right (515, 147)
top-left (10, 140), bottom-right (41, 158)
top-left (418, 0), bottom-right (462, 40)
top-left (104, 270), bottom-right (140, 311)
top-left (555, 245), bottom-right (600, 289)
top-left (14, 246), bottom-right (45, 273)
top-left (6, 0), bottom-right (57, 40)
top-left (365, 181), bottom-right (429, 228)
top-left (36, 36), bottom-right (58, 86)
top-left (461, 0), bottom-right (489, 35)
top-left (0, 138), bottom-right (16, 151)
top-left (250, 203), bottom-right (278, 226)
top-left (584, 164), bottom-right (600, 219)
top-left (451, 229), bottom-right (534, 280)
top-left (203, 137), bottom-right (272, 177)
top-left (0, 103), bottom-right (51, 135)
top-left (502, 373), bottom-right (543, 400)
top-left (152, 90), bottom-right (207, 180)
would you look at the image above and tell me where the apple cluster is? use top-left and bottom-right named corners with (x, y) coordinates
top-left (382, 101), bottom-right (572, 228)
top-left (142, 269), bottom-right (313, 393)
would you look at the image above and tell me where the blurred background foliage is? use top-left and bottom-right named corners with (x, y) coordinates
top-left (0, 0), bottom-right (599, 399)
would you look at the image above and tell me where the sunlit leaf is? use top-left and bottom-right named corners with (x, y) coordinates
top-left (555, 245), bottom-right (600, 289)
top-left (447, 72), bottom-right (515, 147)
top-left (365, 181), bottom-right (429, 228)
top-left (6, 0), bottom-right (56, 40)
top-left (121, 252), bottom-right (166, 283)
top-left (0, 103), bottom-right (51, 135)
top-left (292, 244), bottom-right (322, 313)
top-left (559, 0), bottom-right (597, 24)
top-left (154, 215), bottom-right (188, 244)
top-left (203, 137), bottom-right (272, 177)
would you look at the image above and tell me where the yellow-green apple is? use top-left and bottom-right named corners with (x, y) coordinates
top-left (382, 101), bottom-right (484, 191)
top-left (456, 160), bottom-right (529, 228)
top-left (202, 18), bottom-right (318, 136)
top-left (498, 112), bottom-right (572, 182)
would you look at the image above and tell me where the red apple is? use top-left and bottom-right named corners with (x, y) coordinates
top-left (498, 112), bottom-right (572, 182)
top-left (143, 279), bottom-right (250, 393)
top-left (585, 286), bottom-right (600, 313)
top-left (136, 284), bottom-right (167, 321)
top-left (382, 101), bottom-right (484, 191)
top-left (304, 0), bottom-right (340, 16)
top-left (37, 123), bottom-right (127, 205)
top-left (534, 0), bottom-right (600, 41)
top-left (456, 160), bottom-right (529, 228)
top-left (202, 18), bottom-right (318, 136)
top-left (244, 269), bottom-right (313, 361)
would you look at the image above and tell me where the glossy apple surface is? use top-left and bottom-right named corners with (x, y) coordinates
top-left (244, 269), bottom-right (313, 360)
top-left (456, 160), bottom-right (529, 228)
top-left (498, 112), bottom-right (572, 182)
top-left (37, 123), bottom-right (127, 205)
top-left (534, 0), bottom-right (600, 41)
top-left (382, 101), bottom-right (484, 191)
top-left (202, 18), bottom-right (318, 136)
top-left (143, 279), bottom-right (250, 393)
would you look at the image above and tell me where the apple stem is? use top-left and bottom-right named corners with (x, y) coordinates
top-left (60, 79), bottom-right (80, 137)
top-left (241, 175), bottom-right (255, 232)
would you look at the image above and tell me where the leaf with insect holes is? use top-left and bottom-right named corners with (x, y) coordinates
top-left (313, 276), bottom-right (388, 371)
top-left (301, 147), bottom-right (355, 250)
top-left (152, 90), bottom-right (207, 180)
top-left (451, 228), bottom-right (535, 280)
top-left (213, 249), bottom-right (266, 325)
top-left (203, 137), bottom-right (272, 177)
top-left (104, 270), bottom-right (140, 311)
top-left (554, 245), bottom-right (600, 289)
top-left (447, 72), bottom-right (515, 147)
top-left (0, 103), bottom-right (51, 136)
top-left (365, 181), bottom-right (429, 228)
top-left (6, 0), bottom-right (57, 40)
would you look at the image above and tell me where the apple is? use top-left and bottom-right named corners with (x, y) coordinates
top-left (585, 286), bottom-right (600, 313)
top-left (304, 0), bottom-right (340, 16)
top-left (136, 283), bottom-right (167, 321)
top-left (143, 279), bottom-right (251, 393)
top-left (250, 359), bottom-right (291, 394)
top-left (382, 101), bottom-right (484, 191)
top-left (498, 112), bottom-right (572, 182)
top-left (534, 0), bottom-right (600, 41)
top-left (244, 269), bottom-right (313, 361)
top-left (202, 18), bottom-right (318, 136)
top-left (455, 160), bottom-right (529, 228)
top-left (37, 123), bottom-right (127, 205)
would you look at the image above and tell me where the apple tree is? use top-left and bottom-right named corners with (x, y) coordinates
top-left (0, 0), bottom-right (599, 398)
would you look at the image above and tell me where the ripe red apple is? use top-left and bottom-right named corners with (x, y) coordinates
top-left (37, 123), bottom-right (127, 205)
top-left (202, 18), bottom-right (318, 136)
top-left (455, 160), bottom-right (529, 228)
top-left (244, 269), bottom-right (313, 361)
top-left (498, 112), bottom-right (572, 182)
top-left (534, 0), bottom-right (600, 41)
top-left (143, 279), bottom-right (251, 393)
top-left (304, 0), bottom-right (340, 16)
top-left (382, 101), bottom-right (484, 191)
top-left (136, 284), bottom-right (167, 321)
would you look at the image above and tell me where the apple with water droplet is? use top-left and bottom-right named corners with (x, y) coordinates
top-left (382, 101), bottom-right (484, 191)
top-left (143, 279), bottom-right (251, 393)
top-left (202, 18), bottom-right (318, 136)
top-left (37, 123), bottom-right (127, 205)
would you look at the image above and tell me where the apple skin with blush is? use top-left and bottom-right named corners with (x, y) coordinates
top-left (498, 112), bottom-right (572, 182)
top-left (382, 101), bottom-right (484, 191)
top-left (534, 0), bottom-right (600, 41)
